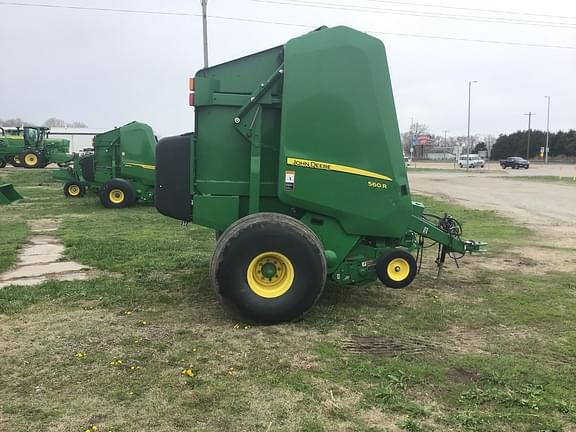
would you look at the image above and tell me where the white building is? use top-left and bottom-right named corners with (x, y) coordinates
top-left (47, 128), bottom-right (107, 153)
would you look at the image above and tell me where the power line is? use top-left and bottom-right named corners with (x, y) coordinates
top-left (363, 0), bottom-right (576, 21)
top-left (1, 1), bottom-right (575, 50)
top-left (254, 0), bottom-right (576, 29)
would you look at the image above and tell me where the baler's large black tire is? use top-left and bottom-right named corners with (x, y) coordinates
top-left (210, 213), bottom-right (327, 324)
top-left (0, 158), bottom-right (6, 168)
top-left (99, 178), bottom-right (136, 208)
top-left (376, 249), bottom-right (417, 289)
top-left (21, 150), bottom-right (44, 168)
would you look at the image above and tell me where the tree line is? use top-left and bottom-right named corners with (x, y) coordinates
top-left (0, 118), bottom-right (88, 128)
top-left (490, 130), bottom-right (576, 160)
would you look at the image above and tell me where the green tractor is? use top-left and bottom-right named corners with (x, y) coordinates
top-left (54, 121), bottom-right (157, 208)
top-left (0, 126), bottom-right (71, 168)
top-left (155, 26), bottom-right (486, 324)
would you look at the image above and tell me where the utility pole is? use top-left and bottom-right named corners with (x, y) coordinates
top-left (466, 80), bottom-right (478, 172)
top-left (524, 112), bottom-right (535, 160)
top-left (545, 96), bottom-right (550, 164)
top-left (201, 0), bottom-right (209, 68)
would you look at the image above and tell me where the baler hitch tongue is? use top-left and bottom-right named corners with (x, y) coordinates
top-left (464, 240), bottom-right (488, 254)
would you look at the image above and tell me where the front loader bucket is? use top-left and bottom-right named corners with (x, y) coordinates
top-left (0, 184), bottom-right (23, 204)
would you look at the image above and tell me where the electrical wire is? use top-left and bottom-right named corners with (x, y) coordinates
top-left (254, 0), bottom-right (576, 29)
top-left (1, 1), bottom-right (575, 50)
top-left (363, 0), bottom-right (576, 21)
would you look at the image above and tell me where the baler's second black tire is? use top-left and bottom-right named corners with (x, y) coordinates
top-left (0, 158), bottom-right (6, 168)
top-left (64, 181), bottom-right (86, 198)
top-left (210, 213), bottom-right (327, 324)
top-left (99, 178), bottom-right (136, 208)
top-left (376, 249), bottom-right (417, 289)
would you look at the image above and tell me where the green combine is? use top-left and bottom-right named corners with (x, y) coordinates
top-left (155, 26), bottom-right (485, 323)
top-left (54, 121), bottom-right (157, 208)
top-left (0, 126), bottom-right (71, 168)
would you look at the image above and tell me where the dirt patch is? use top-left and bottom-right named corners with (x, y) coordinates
top-left (342, 335), bottom-right (442, 357)
top-left (343, 326), bottom-right (540, 358)
top-left (409, 172), bottom-right (576, 248)
top-left (447, 366), bottom-right (482, 383)
top-left (0, 219), bottom-right (91, 288)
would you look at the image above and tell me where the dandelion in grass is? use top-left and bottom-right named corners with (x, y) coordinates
top-left (75, 351), bottom-right (86, 359)
top-left (181, 367), bottom-right (194, 378)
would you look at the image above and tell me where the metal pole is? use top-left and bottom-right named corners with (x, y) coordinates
top-left (545, 96), bottom-right (550, 164)
top-left (201, 0), bottom-right (209, 68)
top-left (524, 112), bottom-right (535, 160)
top-left (466, 81), bottom-right (478, 172)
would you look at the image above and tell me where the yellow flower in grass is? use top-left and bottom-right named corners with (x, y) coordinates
top-left (75, 352), bottom-right (86, 359)
top-left (181, 368), bottom-right (194, 378)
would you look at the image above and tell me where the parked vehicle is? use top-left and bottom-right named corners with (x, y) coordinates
top-left (53, 121), bottom-right (157, 208)
top-left (500, 157), bottom-right (530, 169)
top-left (0, 126), bottom-right (71, 168)
top-left (458, 154), bottom-right (484, 168)
top-left (155, 25), bottom-right (485, 323)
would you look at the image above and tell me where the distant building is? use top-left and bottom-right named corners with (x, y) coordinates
top-left (47, 128), bottom-right (107, 153)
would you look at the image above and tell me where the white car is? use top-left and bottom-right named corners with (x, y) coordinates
top-left (458, 154), bottom-right (484, 168)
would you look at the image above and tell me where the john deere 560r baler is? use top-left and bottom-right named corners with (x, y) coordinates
top-left (155, 26), bottom-right (485, 323)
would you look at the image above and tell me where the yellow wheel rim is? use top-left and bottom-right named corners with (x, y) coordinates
top-left (68, 185), bottom-right (80, 196)
top-left (387, 258), bottom-right (411, 282)
top-left (246, 251), bottom-right (294, 298)
top-left (24, 153), bottom-right (38, 165)
top-left (109, 189), bottom-right (125, 204)
top-left (25, 154), bottom-right (38, 165)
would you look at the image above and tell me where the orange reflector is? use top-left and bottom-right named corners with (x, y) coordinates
top-left (188, 77), bottom-right (195, 92)
top-left (189, 93), bottom-right (195, 106)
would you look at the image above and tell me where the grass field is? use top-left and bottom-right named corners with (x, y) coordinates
top-left (0, 169), bottom-right (575, 432)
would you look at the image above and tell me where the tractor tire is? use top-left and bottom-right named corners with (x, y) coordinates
top-left (376, 249), bottom-right (417, 289)
top-left (210, 213), bottom-right (327, 324)
top-left (21, 150), bottom-right (44, 168)
top-left (99, 178), bottom-right (136, 208)
top-left (8, 155), bottom-right (23, 167)
top-left (64, 181), bottom-right (86, 198)
top-left (0, 158), bottom-right (6, 168)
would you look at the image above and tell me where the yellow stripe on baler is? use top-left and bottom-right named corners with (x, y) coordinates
top-left (287, 157), bottom-right (392, 181)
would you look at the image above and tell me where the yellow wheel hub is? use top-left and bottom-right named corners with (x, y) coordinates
top-left (68, 185), bottom-right (81, 196)
top-left (109, 189), bottom-right (125, 204)
top-left (387, 258), bottom-right (411, 282)
top-left (247, 251), bottom-right (294, 298)
top-left (25, 154), bottom-right (38, 165)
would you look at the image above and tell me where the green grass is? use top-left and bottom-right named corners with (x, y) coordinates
top-left (0, 168), bottom-right (575, 431)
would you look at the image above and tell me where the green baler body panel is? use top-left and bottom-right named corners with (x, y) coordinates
top-left (194, 46), bottom-right (283, 198)
top-left (192, 26), bottom-right (409, 238)
top-left (278, 27), bottom-right (411, 238)
top-left (93, 121), bottom-right (156, 187)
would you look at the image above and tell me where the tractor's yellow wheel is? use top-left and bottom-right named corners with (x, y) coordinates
top-left (246, 251), bottom-right (295, 298)
top-left (64, 181), bottom-right (85, 198)
top-left (376, 249), bottom-right (417, 289)
top-left (22, 153), bottom-right (41, 168)
top-left (67, 184), bottom-right (81, 197)
top-left (108, 189), bottom-right (125, 204)
top-left (386, 258), bottom-right (411, 282)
